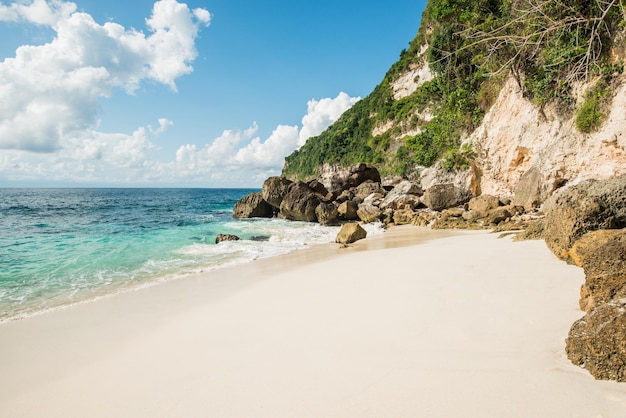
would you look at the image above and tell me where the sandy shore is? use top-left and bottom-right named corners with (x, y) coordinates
top-left (1, 226), bottom-right (626, 417)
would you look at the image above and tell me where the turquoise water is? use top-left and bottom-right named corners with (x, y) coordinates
top-left (0, 188), bottom-right (370, 322)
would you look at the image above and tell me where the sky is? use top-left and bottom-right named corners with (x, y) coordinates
top-left (0, 0), bottom-right (426, 187)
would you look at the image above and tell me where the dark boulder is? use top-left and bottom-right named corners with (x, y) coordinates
top-left (233, 192), bottom-right (274, 219)
top-left (279, 182), bottom-right (321, 222)
top-left (308, 179), bottom-right (333, 201)
top-left (347, 164), bottom-right (381, 188)
top-left (315, 202), bottom-right (339, 226)
top-left (262, 176), bottom-right (293, 209)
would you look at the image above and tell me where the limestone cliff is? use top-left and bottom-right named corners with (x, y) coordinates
top-left (283, 0), bottom-right (626, 208)
top-left (470, 76), bottom-right (626, 202)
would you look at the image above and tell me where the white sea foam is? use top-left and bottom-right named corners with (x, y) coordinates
top-left (0, 219), bottom-right (385, 323)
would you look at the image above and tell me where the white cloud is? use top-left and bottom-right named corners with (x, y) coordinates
top-left (299, 92), bottom-right (360, 146)
top-left (0, 1), bottom-right (360, 187)
top-left (0, 91), bottom-right (359, 186)
top-left (0, 0), bottom-right (210, 152)
top-left (234, 125), bottom-right (300, 168)
top-left (171, 92), bottom-right (360, 183)
top-left (0, 0), bottom-right (76, 27)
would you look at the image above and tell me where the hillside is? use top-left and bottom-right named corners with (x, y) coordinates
top-left (282, 0), bottom-right (626, 197)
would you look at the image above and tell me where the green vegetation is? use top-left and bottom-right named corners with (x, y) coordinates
top-left (575, 73), bottom-right (619, 133)
top-left (283, 0), bottom-right (625, 180)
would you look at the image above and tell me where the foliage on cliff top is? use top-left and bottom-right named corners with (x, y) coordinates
top-left (283, 0), bottom-right (625, 180)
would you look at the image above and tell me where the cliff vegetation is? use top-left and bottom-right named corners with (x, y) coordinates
top-left (283, 0), bottom-right (625, 180)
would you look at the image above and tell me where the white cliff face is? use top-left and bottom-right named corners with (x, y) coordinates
top-left (392, 61), bottom-right (434, 100)
top-left (469, 76), bottom-right (626, 200)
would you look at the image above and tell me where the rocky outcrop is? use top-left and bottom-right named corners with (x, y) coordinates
top-left (543, 174), bottom-right (626, 261)
top-left (569, 229), bottom-right (626, 312)
top-left (279, 182), bottom-right (321, 222)
top-left (215, 234), bottom-right (241, 244)
top-left (537, 175), bottom-right (626, 382)
top-left (262, 176), bottom-right (293, 209)
top-left (566, 299), bottom-right (626, 382)
top-left (233, 192), bottom-right (274, 219)
top-left (335, 223), bottom-right (367, 244)
top-left (237, 163), bottom-right (543, 239)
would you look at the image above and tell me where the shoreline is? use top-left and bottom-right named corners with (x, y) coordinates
top-left (1, 226), bottom-right (626, 416)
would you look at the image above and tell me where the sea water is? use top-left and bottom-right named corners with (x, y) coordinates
top-left (0, 188), bottom-right (382, 322)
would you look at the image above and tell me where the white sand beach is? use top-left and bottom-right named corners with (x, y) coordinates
top-left (1, 226), bottom-right (626, 417)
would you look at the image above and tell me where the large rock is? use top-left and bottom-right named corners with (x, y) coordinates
top-left (315, 202), bottom-right (339, 226)
top-left (335, 223), bottom-right (367, 244)
top-left (279, 182), bottom-right (321, 222)
top-left (543, 174), bottom-right (626, 261)
top-left (513, 166), bottom-right (544, 211)
top-left (232, 192), bottom-right (274, 219)
top-left (353, 180), bottom-right (385, 200)
top-left (566, 299), bottom-right (626, 382)
top-left (337, 200), bottom-right (359, 220)
top-left (393, 208), bottom-right (416, 225)
top-left (421, 183), bottom-right (472, 212)
top-left (357, 203), bottom-right (382, 224)
top-left (468, 194), bottom-right (501, 213)
top-left (262, 176), bottom-right (293, 209)
top-left (380, 180), bottom-right (422, 211)
top-left (347, 164), bottom-right (381, 188)
top-left (307, 179), bottom-right (331, 199)
top-left (569, 229), bottom-right (626, 312)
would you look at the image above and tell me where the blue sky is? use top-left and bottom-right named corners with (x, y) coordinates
top-left (0, 0), bottom-right (426, 187)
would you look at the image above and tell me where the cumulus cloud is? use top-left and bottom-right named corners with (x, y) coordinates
top-left (0, 0), bottom-right (210, 152)
top-left (173, 92), bottom-right (360, 182)
top-left (0, 91), bottom-right (359, 186)
top-left (298, 92), bottom-right (361, 146)
top-left (0, 1), bottom-right (359, 187)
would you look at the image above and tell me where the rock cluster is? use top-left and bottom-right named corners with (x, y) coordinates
top-left (542, 174), bottom-right (626, 382)
top-left (233, 163), bottom-right (536, 232)
top-left (231, 164), bottom-right (626, 381)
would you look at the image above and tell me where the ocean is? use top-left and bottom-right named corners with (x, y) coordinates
top-left (0, 188), bottom-right (381, 322)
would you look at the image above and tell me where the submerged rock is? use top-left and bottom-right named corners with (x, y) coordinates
top-left (215, 234), bottom-right (241, 244)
